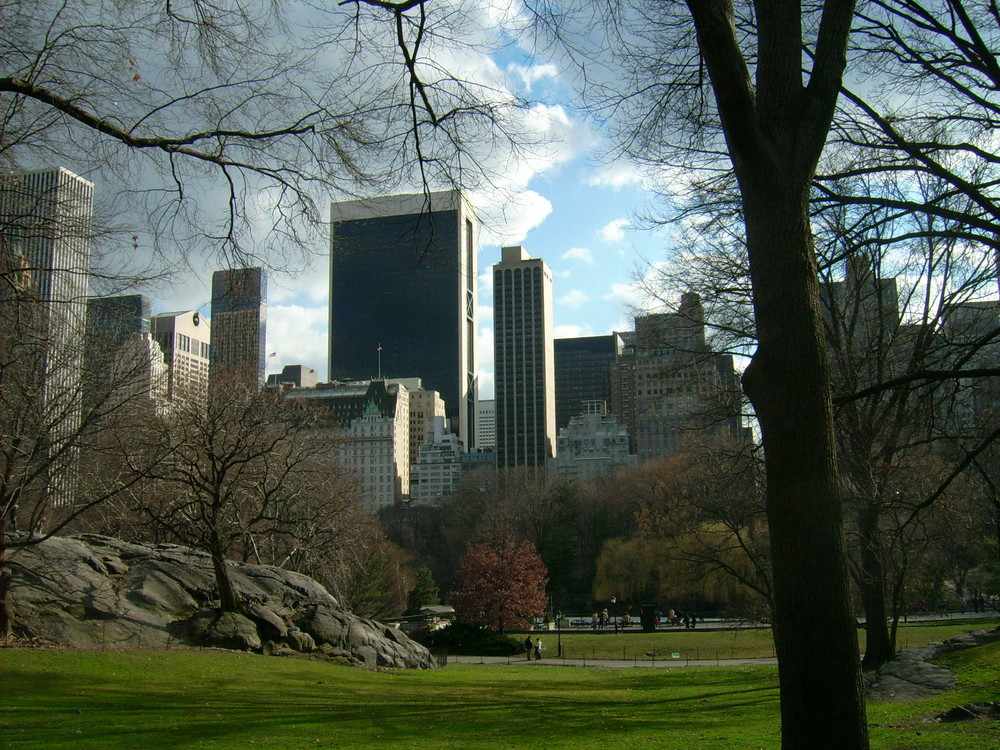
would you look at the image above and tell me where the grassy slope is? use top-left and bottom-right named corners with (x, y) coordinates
top-left (549, 618), bottom-right (999, 662)
top-left (2, 632), bottom-right (998, 750)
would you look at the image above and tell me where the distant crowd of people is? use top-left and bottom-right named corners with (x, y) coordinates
top-left (587, 607), bottom-right (698, 631)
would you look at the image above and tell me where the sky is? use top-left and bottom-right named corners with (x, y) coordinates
top-left (260, 165), bottom-right (668, 401)
top-left (136, 2), bottom-right (680, 401)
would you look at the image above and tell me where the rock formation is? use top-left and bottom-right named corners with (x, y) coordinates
top-left (865, 628), bottom-right (1000, 701)
top-left (7, 534), bottom-right (435, 670)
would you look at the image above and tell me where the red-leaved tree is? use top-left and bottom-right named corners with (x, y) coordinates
top-left (450, 537), bottom-right (548, 632)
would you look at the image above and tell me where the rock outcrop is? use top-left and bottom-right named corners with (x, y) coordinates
top-left (865, 628), bottom-right (1000, 701)
top-left (7, 534), bottom-right (435, 670)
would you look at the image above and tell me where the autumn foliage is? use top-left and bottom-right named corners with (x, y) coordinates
top-left (450, 537), bottom-right (548, 631)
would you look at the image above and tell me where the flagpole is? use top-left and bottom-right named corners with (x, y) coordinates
top-left (377, 343), bottom-right (382, 380)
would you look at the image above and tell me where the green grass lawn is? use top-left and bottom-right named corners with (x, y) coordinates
top-left (2, 631), bottom-right (998, 750)
top-left (547, 617), bottom-right (1000, 662)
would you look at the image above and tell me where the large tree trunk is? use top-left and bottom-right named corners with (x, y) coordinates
top-left (209, 530), bottom-right (241, 613)
top-left (858, 499), bottom-right (894, 669)
top-left (740, 178), bottom-right (868, 749)
top-left (0, 557), bottom-right (12, 640)
top-left (0, 522), bottom-right (13, 640)
top-left (679, 0), bottom-right (865, 744)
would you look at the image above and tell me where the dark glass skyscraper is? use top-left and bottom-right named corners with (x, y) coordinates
top-left (493, 245), bottom-right (555, 468)
top-left (554, 334), bottom-right (623, 430)
top-left (210, 266), bottom-right (266, 387)
top-left (329, 191), bottom-right (478, 450)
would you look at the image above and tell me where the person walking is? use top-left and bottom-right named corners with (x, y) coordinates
top-left (524, 635), bottom-right (533, 660)
top-left (534, 638), bottom-right (544, 660)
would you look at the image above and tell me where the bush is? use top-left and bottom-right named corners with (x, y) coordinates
top-left (411, 622), bottom-right (524, 656)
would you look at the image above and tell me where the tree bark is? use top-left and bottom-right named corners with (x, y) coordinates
top-left (0, 557), bottom-right (12, 640)
top-left (684, 0), bottom-right (867, 746)
top-left (740, 177), bottom-right (868, 750)
top-left (210, 530), bottom-right (241, 614)
top-left (858, 499), bottom-right (895, 669)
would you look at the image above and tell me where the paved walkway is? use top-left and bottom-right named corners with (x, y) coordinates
top-left (447, 654), bottom-right (778, 669)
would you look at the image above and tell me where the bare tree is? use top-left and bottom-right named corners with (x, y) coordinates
top-left (528, 2), bottom-right (867, 745)
top-left (2, 1), bottom-right (534, 271)
top-left (0, 249), bottom-right (166, 638)
top-left (133, 381), bottom-right (343, 613)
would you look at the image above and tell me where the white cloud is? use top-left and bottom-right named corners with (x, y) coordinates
top-left (477, 325), bottom-right (495, 400)
top-left (506, 62), bottom-right (559, 92)
top-left (265, 304), bottom-right (328, 380)
top-left (604, 281), bottom-right (646, 313)
top-left (476, 190), bottom-right (553, 247)
top-left (267, 261), bottom-right (329, 306)
top-left (599, 218), bottom-right (630, 244)
top-left (559, 289), bottom-right (591, 309)
top-left (586, 162), bottom-right (645, 190)
top-left (561, 246), bottom-right (594, 264)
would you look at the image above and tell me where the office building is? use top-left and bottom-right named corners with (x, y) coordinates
top-left (393, 377), bottom-right (448, 463)
top-left (821, 255), bottom-right (901, 389)
top-left (554, 334), bottom-right (624, 430)
top-left (1, 167), bottom-right (94, 502)
top-left (84, 294), bottom-right (167, 413)
top-left (476, 399), bottom-right (496, 450)
top-left (611, 294), bottom-right (741, 460)
top-left (493, 245), bottom-right (556, 468)
top-left (329, 190), bottom-right (478, 450)
top-left (283, 379), bottom-right (410, 511)
top-left (266, 364), bottom-right (319, 390)
top-left (409, 416), bottom-right (464, 506)
top-left (210, 266), bottom-right (266, 387)
top-left (941, 300), bottom-right (1000, 433)
top-left (550, 401), bottom-right (636, 481)
top-left (150, 311), bottom-right (211, 403)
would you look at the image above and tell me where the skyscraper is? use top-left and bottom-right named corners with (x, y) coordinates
top-left (210, 267), bottom-right (266, 387)
top-left (493, 245), bottom-right (556, 468)
top-left (1, 167), bottom-right (93, 502)
top-left (554, 334), bottom-right (624, 430)
top-left (151, 310), bottom-right (211, 403)
top-left (329, 190), bottom-right (478, 450)
top-left (84, 294), bottom-right (168, 413)
top-left (1, 167), bottom-right (93, 397)
top-left (611, 294), bottom-right (741, 459)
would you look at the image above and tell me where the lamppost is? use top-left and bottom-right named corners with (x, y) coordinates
top-left (556, 610), bottom-right (562, 657)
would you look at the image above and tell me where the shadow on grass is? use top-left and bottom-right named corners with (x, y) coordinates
top-left (2, 652), bottom-right (782, 749)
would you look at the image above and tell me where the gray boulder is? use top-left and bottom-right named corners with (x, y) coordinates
top-left (178, 610), bottom-right (263, 652)
top-left (8, 533), bottom-right (435, 670)
top-left (865, 628), bottom-right (1000, 701)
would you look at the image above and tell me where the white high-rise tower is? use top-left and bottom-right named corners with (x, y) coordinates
top-left (1, 167), bottom-right (94, 502)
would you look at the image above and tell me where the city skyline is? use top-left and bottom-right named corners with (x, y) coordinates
top-left (136, 158), bottom-right (665, 400)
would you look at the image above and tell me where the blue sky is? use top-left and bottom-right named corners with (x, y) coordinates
top-left (142, 2), bottom-right (678, 399)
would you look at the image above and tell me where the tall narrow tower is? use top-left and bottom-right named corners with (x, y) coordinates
top-left (0, 166), bottom-right (94, 502)
top-left (329, 190), bottom-right (478, 450)
top-left (493, 246), bottom-right (555, 468)
top-left (209, 266), bottom-right (266, 387)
